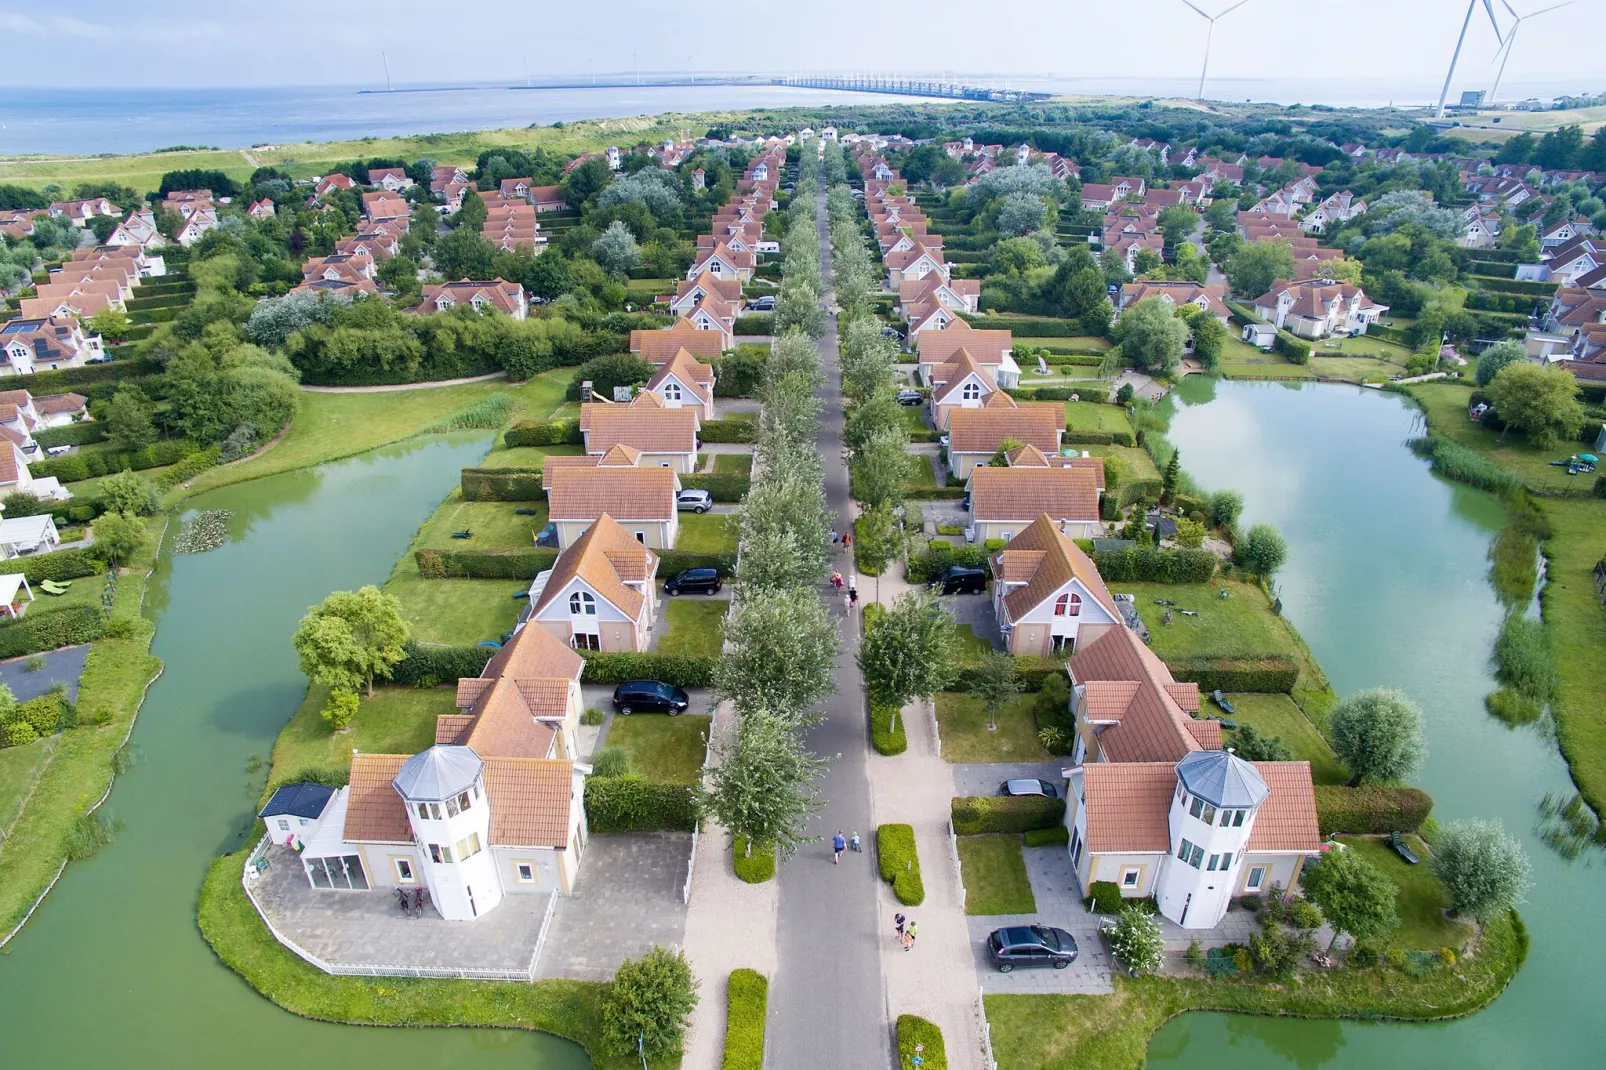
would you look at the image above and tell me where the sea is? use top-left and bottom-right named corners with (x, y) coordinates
top-left (0, 77), bottom-right (1598, 158)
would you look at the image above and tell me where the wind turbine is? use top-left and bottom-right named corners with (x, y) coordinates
top-left (1489, 1), bottom-right (1573, 104)
top-left (1435, 0), bottom-right (1505, 118)
top-left (1180, 1), bottom-right (1250, 101)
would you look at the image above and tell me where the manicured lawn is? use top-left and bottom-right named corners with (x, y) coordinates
top-left (1122, 579), bottom-right (1308, 662)
top-left (1218, 337), bottom-right (1316, 379)
top-left (934, 693), bottom-right (1050, 763)
top-left (712, 453), bottom-right (753, 476)
top-left (1311, 334), bottom-right (1415, 363)
top-left (958, 834), bottom-right (1037, 915)
top-left (478, 443), bottom-right (585, 471)
top-left (952, 623), bottom-right (994, 665)
top-left (382, 558), bottom-right (526, 645)
top-left (0, 736), bottom-right (55, 836)
top-left (1014, 336), bottom-right (1111, 353)
top-left (1336, 835), bottom-right (1475, 952)
top-left (606, 713), bottom-right (711, 783)
top-left (658, 599), bottom-right (727, 658)
top-left (415, 492), bottom-right (547, 549)
top-left (900, 406), bottom-right (932, 435)
top-left (268, 685), bottom-right (454, 790)
top-left (23, 572), bottom-right (107, 614)
top-left (1223, 693), bottom-right (1348, 786)
top-left (624, 277), bottom-right (674, 295)
top-left (675, 513), bottom-right (738, 554)
top-left (1064, 401), bottom-right (1132, 435)
top-left (1304, 355), bottom-right (1407, 382)
top-left (1411, 380), bottom-right (1587, 493)
top-left (905, 453), bottom-right (939, 487)
top-left (1083, 444), bottom-right (1160, 482)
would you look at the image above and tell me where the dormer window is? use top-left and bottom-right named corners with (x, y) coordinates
top-left (663, 382), bottom-right (682, 402)
top-left (961, 381), bottom-right (983, 402)
top-left (1054, 593), bottom-right (1082, 617)
top-left (569, 591), bottom-right (596, 616)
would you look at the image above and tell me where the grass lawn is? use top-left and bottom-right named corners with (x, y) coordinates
top-left (958, 834), bottom-right (1037, 915)
top-left (935, 692), bottom-right (1050, 763)
top-left (382, 557), bottom-right (526, 646)
top-left (624, 277), bottom-right (674, 296)
top-left (658, 599), bottom-right (727, 659)
top-left (952, 623), bottom-right (994, 665)
top-left (268, 685), bottom-right (454, 790)
top-left (0, 736), bottom-right (55, 837)
top-left (1122, 580), bottom-right (1310, 666)
top-left (414, 491), bottom-right (547, 549)
top-left (1218, 337), bottom-right (1316, 379)
top-left (183, 369), bottom-right (573, 496)
top-left (1336, 835), bottom-right (1475, 952)
top-left (483, 443), bottom-right (585, 470)
top-left (675, 513), bottom-right (738, 554)
top-left (1014, 336), bottom-right (1112, 353)
top-left (1084, 444), bottom-right (1160, 482)
top-left (711, 453), bottom-right (753, 476)
top-left (1410, 380), bottom-right (1588, 493)
top-left (905, 453), bottom-right (939, 487)
top-left (900, 406), bottom-right (933, 435)
top-left (1064, 401), bottom-right (1132, 435)
top-left (1223, 693), bottom-right (1348, 786)
top-left (23, 573), bottom-right (107, 614)
top-left (1311, 334), bottom-right (1415, 363)
top-left (606, 713), bottom-right (711, 783)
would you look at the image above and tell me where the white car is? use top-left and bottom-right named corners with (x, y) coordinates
top-left (44, 445), bottom-right (72, 457)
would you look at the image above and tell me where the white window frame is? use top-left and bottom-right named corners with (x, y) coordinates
top-left (1120, 866), bottom-right (1141, 889)
top-left (1245, 865), bottom-right (1267, 892)
top-left (516, 862), bottom-right (536, 883)
top-left (393, 857), bottom-right (416, 884)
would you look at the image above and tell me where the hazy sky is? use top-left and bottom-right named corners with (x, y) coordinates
top-left (4, 0), bottom-right (1603, 97)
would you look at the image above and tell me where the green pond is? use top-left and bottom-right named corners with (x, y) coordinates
top-left (0, 433), bottom-right (586, 1068)
top-left (1148, 378), bottom-right (1600, 1068)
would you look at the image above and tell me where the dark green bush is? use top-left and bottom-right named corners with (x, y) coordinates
top-left (1163, 655), bottom-right (1299, 693)
top-left (2, 693), bottom-right (75, 735)
top-left (733, 313), bottom-right (774, 335)
top-left (730, 837), bottom-right (776, 884)
top-left (29, 438), bottom-right (198, 483)
top-left (414, 547), bottom-right (556, 579)
top-left (1061, 428), bottom-right (1137, 446)
top-left (870, 703), bottom-right (908, 755)
top-left (1023, 826), bottom-right (1070, 848)
top-left (679, 473), bottom-right (751, 501)
top-left (1088, 879), bottom-right (1125, 914)
top-left (389, 642), bottom-right (494, 687)
top-left (1091, 546), bottom-right (1217, 583)
top-left (905, 543), bottom-right (989, 584)
top-left (951, 795), bottom-right (1065, 835)
top-left (579, 651), bottom-right (718, 687)
top-left (0, 603), bottom-right (107, 659)
top-left (722, 968), bottom-right (769, 1069)
top-left (1118, 479), bottom-right (1164, 506)
top-left (896, 1015), bottom-right (948, 1070)
top-left (32, 422), bottom-right (107, 448)
top-left (15, 549), bottom-right (104, 583)
top-left (502, 420), bottom-right (582, 447)
top-left (1274, 332), bottom-right (1311, 365)
top-left (583, 774), bottom-right (700, 832)
top-left (877, 823), bottom-right (925, 906)
top-left (460, 467), bottom-right (544, 502)
top-left (1313, 784), bottom-right (1434, 836)
top-left (658, 551), bottom-right (738, 578)
top-left (698, 419), bottom-right (758, 444)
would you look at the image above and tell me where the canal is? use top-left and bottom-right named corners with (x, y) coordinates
top-left (1148, 378), bottom-right (1602, 1067)
top-left (0, 433), bottom-right (586, 1068)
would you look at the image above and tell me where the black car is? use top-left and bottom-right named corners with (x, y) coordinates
top-left (894, 389), bottom-right (924, 406)
top-left (748, 295), bottom-right (776, 311)
top-left (930, 565), bottom-right (986, 595)
top-left (665, 568), bottom-right (722, 596)
top-left (999, 778), bottom-right (1060, 799)
top-left (611, 680), bottom-right (690, 715)
top-left (988, 925), bottom-right (1078, 972)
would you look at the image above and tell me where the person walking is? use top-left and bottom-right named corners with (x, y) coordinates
top-left (848, 585), bottom-right (859, 608)
top-left (843, 529), bottom-right (853, 552)
top-left (412, 887), bottom-right (425, 917)
top-left (831, 530), bottom-right (841, 551)
top-left (842, 591), bottom-right (852, 617)
top-left (905, 920), bottom-right (918, 950)
top-left (831, 571), bottom-right (843, 591)
top-left (850, 830), bottom-right (861, 852)
top-left (894, 913), bottom-right (907, 940)
top-left (832, 830), bottom-right (847, 864)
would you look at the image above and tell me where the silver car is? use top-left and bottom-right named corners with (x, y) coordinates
top-left (676, 489), bottom-right (713, 513)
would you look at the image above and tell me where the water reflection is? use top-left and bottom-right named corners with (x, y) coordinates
top-left (1225, 1015), bottom-right (1347, 1069)
top-left (1536, 792), bottom-right (1604, 864)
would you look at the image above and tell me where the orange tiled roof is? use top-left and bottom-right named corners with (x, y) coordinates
top-left (546, 465), bottom-right (677, 524)
top-left (343, 754), bottom-right (412, 842)
top-left (992, 514), bottom-right (1119, 622)
top-left (1067, 625), bottom-right (1200, 764)
top-left (948, 405), bottom-right (1062, 455)
top-left (969, 467), bottom-right (1099, 525)
top-left (483, 757), bottom-right (574, 848)
top-left (532, 512), bottom-right (658, 617)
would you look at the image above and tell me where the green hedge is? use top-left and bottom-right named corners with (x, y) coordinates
top-left (1367, 324), bottom-right (1412, 346)
top-left (1088, 879), bottom-right (1125, 914)
top-left (906, 543), bottom-right (990, 584)
top-left (583, 773), bottom-right (699, 832)
top-left (896, 1016), bottom-right (948, 1070)
top-left (730, 837), bottom-right (776, 884)
top-left (0, 692), bottom-right (75, 740)
top-left (958, 314), bottom-right (1086, 337)
top-left (32, 422), bottom-right (106, 448)
top-left (415, 547), bottom-right (555, 579)
top-left (733, 314), bottom-right (773, 335)
top-left (1118, 479), bottom-right (1164, 507)
top-left (502, 420), bottom-right (582, 447)
top-left (1062, 429), bottom-right (1136, 446)
top-left (15, 548), bottom-right (104, 583)
top-left (680, 473), bottom-right (750, 501)
top-left (877, 823), bottom-right (925, 906)
top-left (658, 551), bottom-right (737, 578)
top-left (578, 651), bottom-right (718, 687)
top-left (1275, 332), bottom-right (1311, 365)
top-left (30, 438), bottom-right (198, 483)
top-left (951, 795), bottom-right (1065, 835)
top-left (0, 602), bottom-right (106, 659)
top-left (1023, 826), bottom-right (1070, 848)
top-left (1091, 547), bottom-right (1218, 583)
top-left (699, 419), bottom-right (758, 444)
top-left (904, 485), bottom-right (966, 501)
top-left (1162, 654), bottom-right (1299, 693)
top-left (951, 657), bottom-right (1062, 694)
top-left (0, 357), bottom-right (163, 397)
top-left (460, 467), bottom-right (544, 502)
top-left (722, 969), bottom-right (769, 1070)
top-left (870, 703), bottom-right (908, 755)
top-left (1468, 275), bottom-right (1556, 297)
top-left (1314, 784), bottom-right (1434, 836)
top-left (389, 642), bottom-right (493, 687)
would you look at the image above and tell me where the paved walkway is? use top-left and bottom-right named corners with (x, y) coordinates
top-left (539, 831), bottom-right (692, 981)
top-left (768, 181), bottom-right (886, 1070)
top-left (967, 844), bottom-right (1112, 995)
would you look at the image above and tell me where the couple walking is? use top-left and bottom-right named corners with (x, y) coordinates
top-left (894, 912), bottom-right (918, 951)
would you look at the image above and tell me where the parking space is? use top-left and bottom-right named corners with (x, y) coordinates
top-left (966, 845), bottom-right (1113, 995)
top-left (538, 832), bottom-right (694, 981)
top-left (951, 761), bottom-right (1067, 799)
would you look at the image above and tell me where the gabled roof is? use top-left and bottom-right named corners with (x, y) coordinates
top-left (992, 514), bottom-right (1118, 622)
top-left (532, 512), bottom-right (658, 617)
top-left (969, 467), bottom-right (1099, 524)
top-left (258, 782), bottom-right (335, 820)
top-left (930, 349), bottom-right (999, 405)
top-left (947, 405), bottom-right (1062, 455)
top-left (482, 757), bottom-right (576, 848)
top-left (582, 400), bottom-right (698, 454)
top-left (918, 320), bottom-right (1013, 367)
top-left (343, 754), bottom-right (413, 842)
top-left (647, 348), bottom-right (714, 407)
top-left (1066, 625), bottom-right (1201, 763)
top-left (546, 466), bottom-right (678, 525)
top-left (630, 320), bottom-right (725, 363)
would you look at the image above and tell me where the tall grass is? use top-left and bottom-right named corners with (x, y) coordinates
top-left (1409, 435), bottom-right (1524, 494)
top-left (1487, 523), bottom-right (1541, 610)
top-left (1493, 615), bottom-right (1559, 702)
top-left (419, 392), bottom-right (522, 433)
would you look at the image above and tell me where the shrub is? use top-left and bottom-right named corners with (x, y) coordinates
top-left (580, 706), bottom-right (607, 726)
top-left (950, 795), bottom-right (1065, 835)
top-left (896, 1015), bottom-right (948, 1070)
top-left (1275, 332), bottom-right (1311, 364)
top-left (0, 603), bottom-right (107, 659)
top-left (678, 474), bottom-right (751, 502)
top-left (1329, 687), bottom-right (1426, 784)
top-left (876, 823), bottom-right (925, 905)
top-left (731, 836), bottom-right (776, 884)
top-left (1287, 897), bottom-right (1325, 929)
top-left (1313, 784), bottom-right (1434, 835)
top-left (3, 720), bottom-right (38, 747)
top-left (502, 419), bottom-right (582, 447)
top-left (601, 946), bottom-right (698, 1060)
top-left (32, 422), bottom-right (108, 448)
top-left (584, 774), bottom-right (700, 832)
top-left (580, 651), bottom-right (718, 687)
top-left (1091, 546), bottom-right (1217, 583)
top-left (459, 467), bottom-right (544, 502)
top-left (1110, 906), bottom-right (1165, 975)
top-left (870, 702), bottom-right (908, 755)
top-left (1088, 879), bottom-right (1125, 914)
top-left (15, 548), bottom-right (104, 583)
top-left (1023, 826), bottom-right (1069, 848)
top-left (590, 744), bottom-right (633, 777)
top-left (389, 642), bottom-right (493, 687)
top-left (1163, 655), bottom-right (1299, 693)
top-left (722, 969), bottom-right (768, 1070)
top-left (1432, 817), bottom-right (1531, 921)
top-left (698, 418), bottom-right (758, 444)
top-left (414, 547), bottom-right (557, 579)
top-left (322, 689), bottom-right (359, 731)
top-left (905, 542), bottom-right (988, 584)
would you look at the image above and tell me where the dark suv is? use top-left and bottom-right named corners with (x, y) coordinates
top-left (987, 925), bottom-right (1079, 972)
top-left (930, 565), bottom-right (987, 595)
top-left (611, 680), bottom-right (690, 715)
top-left (665, 568), bottom-right (722, 596)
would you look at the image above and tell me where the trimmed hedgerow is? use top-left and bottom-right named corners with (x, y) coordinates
top-left (730, 837), bottom-right (776, 884)
top-left (460, 467), bottom-right (544, 502)
top-left (722, 968), bottom-right (769, 1070)
top-left (1091, 546), bottom-right (1217, 584)
top-left (502, 420), bottom-right (582, 447)
top-left (15, 548), bottom-right (104, 583)
top-left (870, 703), bottom-right (908, 755)
top-left (583, 774), bottom-right (699, 832)
top-left (1023, 826), bottom-right (1070, 848)
top-left (415, 547), bottom-right (557, 579)
top-left (389, 642), bottom-right (494, 687)
top-left (29, 438), bottom-right (198, 483)
top-left (679, 474), bottom-right (751, 501)
top-left (877, 823), bottom-right (926, 906)
top-left (951, 795), bottom-right (1065, 835)
top-left (32, 422), bottom-right (107, 448)
top-left (1314, 784), bottom-right (1434, 836)
top-left (698, 419), bottom-right (758, 444)
top-left (1163, 654), bottom-right (1299, 693)
top-left (0, 603), bottom-right (106, 659)
top-left (578, 651), bottom-right (718, 687)
top-left (896, 1015), bottom-right (948, 1070)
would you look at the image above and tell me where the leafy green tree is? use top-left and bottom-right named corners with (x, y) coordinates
top-left (1432, 818), bottom-right (1531, 921)
top-left (715, 587), bottom-right (839, 721)
top-left (1239, 523), bottom-right (1287, 580)
top-left (852, 432), bottom-right (913, 510)
top-left (91, 511), bottom-right (148, 566)
top-left (1191, 314), bottom-right (1227, 370)
top-left (291, 586), bottom-right (409, 697)
top-left (853, 503), bottom-right (901, 586)
top-left (1, 491), bottom-right (41, 518)
top-left (1116, 296), bottom-right (1189, 376)
top-left (431, 226), bottom-right (495, 279)
top-left (87, 307), bottom-right (131, 343)
top-left (1208, 489), bottom-right (1244, 529)
top-left (989, 436), bottom-right (1025, 467)
top-left (1474, 340), bottom-right (1525, 387)
top-left (559, 156), bottom-right (613, 209)
top-left (97, 470), bottom-right (161, 517)
top-left (566, 353), bottom-right (655, 401)
top-left (322, 689), bottom-right (359, 732)
top-left (1157, 205), bottom-right (1198, 247)
top-left (1132, 247), bottom-right (1163, 276)
top-left (451, 188), bottom-right (487, 231)
top-left (1203, 197), bottom-right (1237, 232)
top-left (105, 383), bottom-right (157, 452)
top-left (1329, 687), bottom-right (1426, 785)
top-left (601, 946), bottom-right (699, 1060)
top-left (1300, 846), bottom-right (1399, 951)
top-left (1487, 361), bottom-right (1584, 448)
top-left (996, 192), bottom-right (1047, 237)
top-left (591, 220), bottom-right (641, 278)
top-left (858, 589), bottom-right (961, 718)
top-left (1225, 239), bottom-right (1295, 299)
top-left (992, 236), bottom-right (1048, 276)
top-left (706, 711), bottom-right (825, 862)
top-left (969, 651), bottom-right (1023, 732)
top-left (1230, 722), bottom-right (1292, 761)
top-left (1161, 449), bottom-right (1181, 503)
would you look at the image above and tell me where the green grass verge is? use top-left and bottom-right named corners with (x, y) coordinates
top-left (897, 1014), bottom-right (949, 1070)
top-left (659, 599), bottom-right (727, 659)
top-left (958, 834), bottom-right (1036, 915)
top-left (985, 909), bottom-right (1525, 1070)
top-left (486, 443), bottom-right (586, 469)
top-left (382, 556), bottom-right (526, 646)
top-left (934, 692), bottom-right (1050, 763)
top-left (415, 491), bottom-right (547, 549)
top-left (605, 714), bottom-right (710, 784)
top-left (266, 684), bottom-right (454, 792)
top-left (195, 850), bottom-right (663, 1069)
top-left (0, 735), bottom-right (55, 840)
top-left (675, 513), bottom-right (739, 555)
top-left (1084, 444), bottom-right (1160, 482)
top-left (1223, 693), bottom-right (1348, 786)
top-left (722, 968), bottom-right (768, 1070)
top-left (711, 453), bottom-right (753, 476)
top-left (1337, 835), bottom-right (1475, 952)
top-left (905, 453), bottom-right (939, 487)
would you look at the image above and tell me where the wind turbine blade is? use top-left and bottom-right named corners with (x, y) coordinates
top-left (1179, 0), bottom-right (1211, 18)
top-left (1532, 1), bottom-right (1575, 16)
top-left (1220, 0), bottom-right (1252, 17)
top-left (1499, 0), bottom-right (1518, 17)
top-left (1480, 0), bottom-right (1506, 44)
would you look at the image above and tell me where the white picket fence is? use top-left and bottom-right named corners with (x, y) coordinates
top-left (977, 985), bottom-right (999, 1070)
top-left (947, 818), bottom-right (966, 912)
top-left (928, 698), bottom-right (943, 759)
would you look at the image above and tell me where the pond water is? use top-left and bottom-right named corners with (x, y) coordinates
top-left (0, 433), bottom-right (586, 1069)
top-left (1148, 378), bottom-right (1603, 1068)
